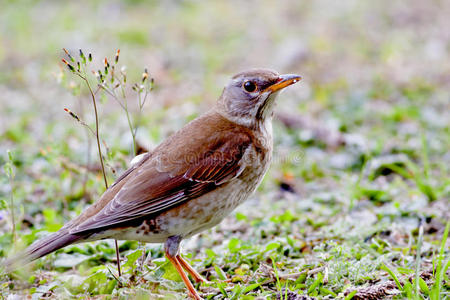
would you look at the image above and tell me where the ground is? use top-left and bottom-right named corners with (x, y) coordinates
top-left (0, 1), bottom-right (449, 299)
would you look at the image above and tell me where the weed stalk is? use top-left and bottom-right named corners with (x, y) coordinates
top-left (61, 49), bottom-right (153, 277)
top-left (62, 50), bottom-right (121, 276)
top-left (4, 150), bottom-right (17, 246)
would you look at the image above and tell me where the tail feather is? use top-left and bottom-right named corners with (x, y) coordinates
top-left (2, 230), bottom-right (86, 272)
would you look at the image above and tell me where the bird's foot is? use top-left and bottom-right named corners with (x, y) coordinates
top-left (176, 255), bottom-right (208, 283)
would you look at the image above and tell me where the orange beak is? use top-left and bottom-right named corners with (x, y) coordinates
top-left (265, 74), bottom-right (302, 93)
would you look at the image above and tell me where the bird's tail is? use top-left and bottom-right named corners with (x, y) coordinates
top-left (2, 229), bottom-right (86, 272)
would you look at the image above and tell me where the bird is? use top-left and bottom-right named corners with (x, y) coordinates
top-left (3, 69), bottom-right (301, 299)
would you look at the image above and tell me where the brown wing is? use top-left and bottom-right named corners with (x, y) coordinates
top-left (70, 114), bottom-right (252, 234)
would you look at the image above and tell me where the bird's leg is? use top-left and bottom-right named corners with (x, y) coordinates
top-left (177, 256), bottom-right (206, 283)
top-left (165, 236), bottom-right (203, 300)
top-left (176, 255), bottom-right (207, 283)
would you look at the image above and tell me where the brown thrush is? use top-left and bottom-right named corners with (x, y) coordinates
top-left (4, 69), bottom-right (301, 299)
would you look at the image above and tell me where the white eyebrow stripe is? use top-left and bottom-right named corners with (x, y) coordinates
top-left (231, 78), bottom-right (241, 85)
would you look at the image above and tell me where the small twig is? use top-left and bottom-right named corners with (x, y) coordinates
top-left (79, 75), bottom-right (109, 189)
top-left (80, 72), bottom-right (122, 277)
top-left (114, 242), bottom-right (121, 277)
top-left (123, 96), bottom-right (136, 155)
top-left (98, 84), bottom-right (126, 110)
top-left (5, 151), bottom-right (16, 245)
top-left (75, 91), bottom-right (92, 201)
top-left (8, 180), bottom-right (16, 245)
top-left (414, 219), bottom-right (424, 296)
top-left (62, 49), bottom-right (155, 277)
top-left (64, 108), bottom-right (97, 138)
top-left (63, 51), bottom-right (122, 277)
top-left (106, 266), bottom-right (124, 287)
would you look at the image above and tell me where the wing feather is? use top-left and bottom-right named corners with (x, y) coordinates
top-left (70, 129), bottom-right (252, 234)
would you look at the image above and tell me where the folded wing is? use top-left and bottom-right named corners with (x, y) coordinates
top-left (70, 127), bottom-right (251, 234)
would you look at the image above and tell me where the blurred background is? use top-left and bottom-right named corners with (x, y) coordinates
top-left (0, 0), bottom-right (449, 298)
top-left (1, 0), bottom-right (449, 149)
top-left (1, 0), bottom-right (449, 186)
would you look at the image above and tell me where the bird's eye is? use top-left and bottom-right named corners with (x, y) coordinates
top-left (243, 80), bottom-right (257, 93)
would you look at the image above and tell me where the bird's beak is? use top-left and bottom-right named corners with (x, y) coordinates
top-left (265, 74), bottom-right (302, 93)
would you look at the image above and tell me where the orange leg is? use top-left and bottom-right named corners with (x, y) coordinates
top-left (164, 236), bottom-right (203, 300)
top-left (177, 255), bottom-right (206, 283)
top-left (165, 252), bottom-right (203, 300)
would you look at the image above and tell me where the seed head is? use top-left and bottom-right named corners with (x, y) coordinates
top-left (64, 108), bottom-right (80, 121)
top-left (142, 68), bottom-right (149, 83)
top-left (79, 49), bottom-right (86, 64)
top-left (62, 59), bottom-right (75, 72)
top-left (115, 49), bottom-right (120, 64)
top-left (97, 70), bottom-right (104, 82)
top-left (63, 48), bottom-right (75, 62)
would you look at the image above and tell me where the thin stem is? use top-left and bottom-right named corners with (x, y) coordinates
top-left (78, 72), bottom-right (122, 277)
top-left (100, 78), bottom-right (136, 155)
top-left (82, 131), bottom-right (91, 200)
top-left (114, 77), bottom-right (136, 155)
top-left (99, 84), bottom-right (126, 110)
top-left (140, 85), bottom-right (150, 109)
top-left (76, 94), bottom-right (91, 203)
top-left (115, 239), bottom-right (121, 276)
top-left (138, 89), bottom-right (142, 109)
top-left (78, 120), bottom-right (97, 138)
top-left (414, 221), bottom-right (423, 299)
top-left (83, 76), bottom-right (108, 189)
top-left (114, 74), bottom-right (126, 99)
top-left (9, 175), bottom-right (16, 245)
top-left (133, 85), bottom-right (150, 147)
top-left (5, 151), bottom-right (17, 246)
top-left (124, 98), bottom-right (136, 155)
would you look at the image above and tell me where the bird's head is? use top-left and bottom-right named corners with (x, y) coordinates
top-left (217, 69), bottom-right (301, 128)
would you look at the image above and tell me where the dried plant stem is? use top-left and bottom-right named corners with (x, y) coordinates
top-left (63, 50), bottom-right (153, 278)
top-left (83, 129), bottom-right (92, 200)
top-left (414, 221), bottom-right (424, 297)
top-left (8, 174), bottom-right (16, 245)
top-left (114, 241), bottom-right (121, 277)
top-left (76, 93), bottom-right (92, 201)
top-left (5, 151), bottom-right (17, 246)
top-left (133, 88), bottom-right (149, 145)
top-left (81, 76), bottom-right (108, 188)
top-left (124, 98), bottom-right (136, 155)
top-left (99, 84), bottom-right (136, 155)
top-left (78, 73), bottom-right (122, 277)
